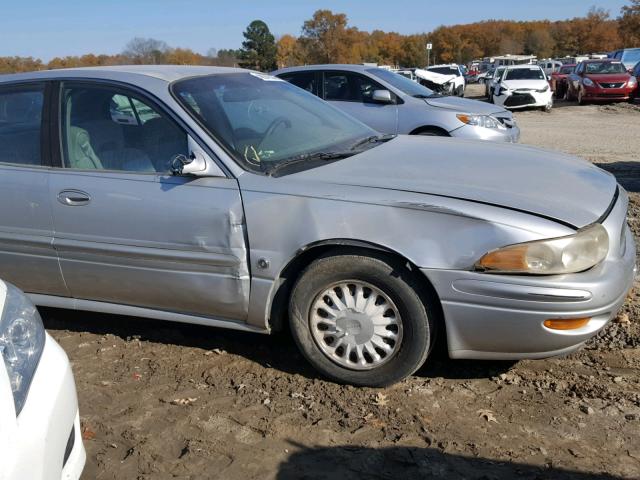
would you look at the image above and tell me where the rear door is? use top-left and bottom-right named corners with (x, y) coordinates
top-left (321, 71), bottom-right (398, 134)
top-left (0, 83), bottom-right (67, 296)
top-left (48, 81), bottom-right (250, 320)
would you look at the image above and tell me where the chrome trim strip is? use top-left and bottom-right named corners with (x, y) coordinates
top-left (452, 279), bottom-right (592, 302)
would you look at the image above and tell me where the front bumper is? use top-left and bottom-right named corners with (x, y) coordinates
top-left (498, 89), bottom-right (553, 109)
top-left (583, 85), bottom-right (634, 102)
top-left (1, 334), bottom-right (85, 480)
top-left (423, 189), bottom-right (636, 360)
top-left (450, 121), bottom-right (521, 143)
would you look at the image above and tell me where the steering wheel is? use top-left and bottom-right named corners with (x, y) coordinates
top-left (258, 116), bottom-right (292, 150)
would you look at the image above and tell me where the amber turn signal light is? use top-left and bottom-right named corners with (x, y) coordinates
top-left (543, 317), bottom-right (590, 330)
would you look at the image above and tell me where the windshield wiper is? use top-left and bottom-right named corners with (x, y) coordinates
top-left (349, 134), bottom-right (396, 150)
top-left (267, 151), bottom-right (356, 176)
top-left (413, 93), bottom-right (441, 99)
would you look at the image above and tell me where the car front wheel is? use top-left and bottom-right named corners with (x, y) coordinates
top-left (289, 252), bottom-right (434, 387)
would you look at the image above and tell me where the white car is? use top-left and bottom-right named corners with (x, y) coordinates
top-left (424, 64), bottom-right (466, 96)
top-left (0, 281), bottom-right (85, 480)
top-left (538, 60), bottom-right (563, 76)
top-left (491, 65), bottom-right (554, 112)
top-left (485, 66), bottom-right (506, 101)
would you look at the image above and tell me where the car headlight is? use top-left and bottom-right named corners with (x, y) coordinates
top-left (456, 113), bottom-right (506, 130)
top-left (475, 223), bottom-right (609, 275)
top-left (536, 85), bottom-right (550, 93)
top-left (583, 78), bottom-right (595, 87)
top-left (0, 283), bottom-right (45, 415)
top-left (628, 77), bottom-right (637, 87)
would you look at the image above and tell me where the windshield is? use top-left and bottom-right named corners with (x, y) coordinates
top-left (172, 73), bottom-right (377, 173)
top-left (427, 66), bottom-right (458, 76)
top-left (366, 68), bottom-right (435, 97)
top-left (559, 66), bottom-right (575, 74)
top-left (585, 62), bottom-right (627, 74)
top-left (504, 67), bottom-right (545, 80)
top-left (621, 49), bottom-right (640, 67)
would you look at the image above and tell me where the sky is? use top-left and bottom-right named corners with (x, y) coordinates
top-left (0, 0), bottom-right (630, 61)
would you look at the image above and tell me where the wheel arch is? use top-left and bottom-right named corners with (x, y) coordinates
top-left (266, 239), bottom-right (445, 346)
top-left (409, 125), bottom-right (451, 136)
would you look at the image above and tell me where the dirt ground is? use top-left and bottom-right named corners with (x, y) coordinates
top-left (44, 84), bottom-right (640, 480)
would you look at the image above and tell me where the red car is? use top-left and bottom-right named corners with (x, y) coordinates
top-left (550, 64), bottom-right (576, 99)
top-left (567, 59), bottom-right (637, 104)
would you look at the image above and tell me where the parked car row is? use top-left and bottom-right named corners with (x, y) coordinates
top-left (486, 58), bottom-right (639, 107)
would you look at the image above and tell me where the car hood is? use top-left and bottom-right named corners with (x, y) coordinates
top-left (291, 136), bottom-right (616, 228)
top-left (586, 73), bottom-right (631, 83)
top-left (423, 95), bottom-right (506, 116)
top-left (501, 79), bottom-right (548, 90)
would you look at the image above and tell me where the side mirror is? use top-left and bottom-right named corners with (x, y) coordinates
top-left (170, 136), bottom-right (225, 177)
top-left (372, 89), bottom-right (393, 104)
top-left (171, 153), bottom-right (201, 176)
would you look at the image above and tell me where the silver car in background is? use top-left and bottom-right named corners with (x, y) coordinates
top-left (273, 65), bottom-right (520, 142)
top-left (0, 66), bottom-right (632, 387)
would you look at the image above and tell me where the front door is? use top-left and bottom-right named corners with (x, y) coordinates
top-left (322, 71), bottom-right (398, 134)
top-left (49, 81), bottom-right (249, 320)
top-left (0, 83), bottom-right (67, 296)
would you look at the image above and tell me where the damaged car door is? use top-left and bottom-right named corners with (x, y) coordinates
top-left (48, 81), bottom-right (250, 320)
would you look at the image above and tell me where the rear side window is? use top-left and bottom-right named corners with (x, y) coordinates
top-left (0, 87), bottom-right (44, 166)
top-left (279, 72), bottom-right (317, 95)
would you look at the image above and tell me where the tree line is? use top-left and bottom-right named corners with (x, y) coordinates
top-left (1, 1), bottom-right (639, 75)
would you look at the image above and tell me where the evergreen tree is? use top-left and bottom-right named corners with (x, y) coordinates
top-left (238, 20), bottom-right (277, 71)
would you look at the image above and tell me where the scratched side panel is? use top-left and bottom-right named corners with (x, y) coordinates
top-left (239, 174), bottom-right (572, 328)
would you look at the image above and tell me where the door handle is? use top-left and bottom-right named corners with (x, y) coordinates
top-left (57, 189), bottom-right (91, 206)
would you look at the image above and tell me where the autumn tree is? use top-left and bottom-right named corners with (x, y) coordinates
top-left (619, 0), bottom-right (640, 45)
top-left (300, 10), bottom-right (354, 63)
top-left (122, 37), bottom-right (169, 64)
top-left (0, 56), bottom-right (43, 74)
top-left (525, 27), bottom-right (554, 58)
top-left (579, 7), bottom-right (621, 53)
top-left (276, 34), bottom-right (304, 68)
top-left (238, 20), bottom-right (277, 71)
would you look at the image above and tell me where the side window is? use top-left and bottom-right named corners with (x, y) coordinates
top-left (60, 84), bottom-right (188, 173)
top-left (324, 72), bottom-right (385, 103)
top-left (0, 87), bottom-right (44, 166)
top-left (279, 72), bottom-right (317, 95)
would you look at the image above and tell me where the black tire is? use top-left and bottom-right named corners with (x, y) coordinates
top-left (288, 251), bottom-right (434, 387)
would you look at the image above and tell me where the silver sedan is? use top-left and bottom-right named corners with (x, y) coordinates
top-left (0, 66), bottom-right (633, 386)
top-left (273, 64), bottom-right (520, 143)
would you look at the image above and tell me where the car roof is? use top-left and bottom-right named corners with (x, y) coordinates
top-left (503, 64), bottom-right (543, 69)
top-left (0, 65), bottom-right (247, 84)
top-left (582, 59), bottom-right (619, 63)
top-left (274, 64), bottom-right (375, 74)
